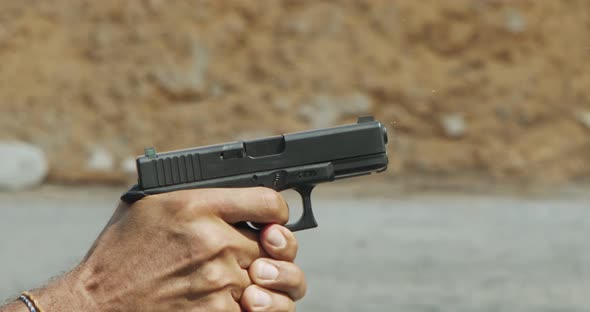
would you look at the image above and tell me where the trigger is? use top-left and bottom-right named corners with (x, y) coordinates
top-left (285, 185), bottom-right (318, 232)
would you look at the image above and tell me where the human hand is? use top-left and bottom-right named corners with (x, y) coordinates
top-left (31, 188), bottom-right (306, 312)
top-left (241, 223), bottom-right (306, 311)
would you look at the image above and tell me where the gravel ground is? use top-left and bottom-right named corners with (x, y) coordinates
top-left (0, 186), bottom-right (589, 311)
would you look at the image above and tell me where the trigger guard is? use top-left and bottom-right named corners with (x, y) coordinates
top-left (285, 185), bottom-right (318, 232)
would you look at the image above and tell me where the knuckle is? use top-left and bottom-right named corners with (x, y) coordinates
top-left (226, 280), bottom-right (249, 302)
top-left (219, 241), bottom-right (248, 263)
top-left (194, 219), bottom-right (231, 254)
top-left (277, 294), bottom-right (296, 312)
top-left (203, 233), bottom-right (229, 255)
top-left (285, 262), bottom-right (304, 284)
top-left (196, 262), bottom-right (232, 291)
top-left (288, 232), bottom-right (299, 254)
top-left (278, 262), bottom-right (307, 300)
top-left (296, 269), bottom-right (307, 299)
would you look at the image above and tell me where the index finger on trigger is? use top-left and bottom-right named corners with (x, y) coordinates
top-left (213, 187), bottom-right (289, 225)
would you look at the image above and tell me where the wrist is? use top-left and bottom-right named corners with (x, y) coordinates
top-left (32, 266), bottom-right (97, 312)
top-left (0, 301), bottom-right (28, 312)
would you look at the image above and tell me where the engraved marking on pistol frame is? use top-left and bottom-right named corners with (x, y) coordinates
top-left (297, 170), bottom-right (317, 179)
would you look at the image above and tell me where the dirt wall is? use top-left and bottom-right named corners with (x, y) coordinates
top-left (0, 0), bottom-right (588, 187)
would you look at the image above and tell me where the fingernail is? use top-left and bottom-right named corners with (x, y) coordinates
top-left (266, 227), bottom-right (286, 248)
top-left (253, 288), bottom-right (272, 307)
top-left (257, 261), bottom-right (279, 280)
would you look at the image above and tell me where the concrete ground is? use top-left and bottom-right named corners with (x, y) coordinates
top-left (0, 186), bottom-right (589, 311)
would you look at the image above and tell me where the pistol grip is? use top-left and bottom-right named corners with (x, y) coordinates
top-left (285, 184), bottom-right (318, 232)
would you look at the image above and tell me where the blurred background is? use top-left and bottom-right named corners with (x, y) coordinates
top-left (0, 0), bottom-right (589, 311)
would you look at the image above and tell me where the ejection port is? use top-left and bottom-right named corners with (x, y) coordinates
top-left (244, 135), bottom-right (285, 158)
top-left (220, 142), bottom-right (245, 160)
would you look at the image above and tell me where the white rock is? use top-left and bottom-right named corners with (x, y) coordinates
top-left (0, 141), bottom-right (48, 190)
top-left (298, 96), bottom-right (340, 128)
top-left (273, 97), bottom-right (291, 111)
top-left (153, 43), bottom-right (209, 98)
top-left (87, 146), bottom-right (114, 171)
top-left (340, 93), bottom-right (372, 115)
top-left (234, 130), bottom-right (274, 141)
top-left (209, 83), bottom-right (224, 97)
top-left (121, 156), bottom-right (138, 175)
top-left (506, 10), bottom-right (526, 33)
top-left (441, 114), bottom-right (466, 138)
top-left (578, 111), bottom-right (590, 129)
top-left (299, 92), bottom-right (373, 128)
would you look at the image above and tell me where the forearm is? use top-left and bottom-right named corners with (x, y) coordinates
top-left (1, 267), bottom-right (94, 312)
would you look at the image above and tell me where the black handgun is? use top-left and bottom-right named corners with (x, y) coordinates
top-left (121, 116), bottom-right (389, 231)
